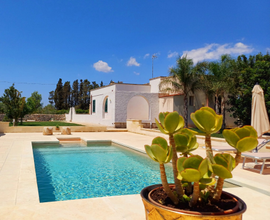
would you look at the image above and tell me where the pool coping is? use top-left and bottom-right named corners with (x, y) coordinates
top-left (1, 132), bottom-right (270, 220)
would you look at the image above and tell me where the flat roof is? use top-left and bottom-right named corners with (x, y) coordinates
top-left (90, 82), bottom-right (150, 92)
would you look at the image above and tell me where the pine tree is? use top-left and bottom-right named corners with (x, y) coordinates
top-left (54, 78), bottom-right (64, 110)
top-left (71, 80), bottom-right (79, 107)
top-left (63, 81), bottom-right (71, 109)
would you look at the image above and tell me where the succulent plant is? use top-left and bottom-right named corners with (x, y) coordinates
top-left (174, 128), bottom-right (199, 156)
top-left (145, 107), bottom-right (258, 209)
top-left (177, 155), bottom-right (210, 206)
top-left (212, 153), bottom-right (235, 200)
top-left (190, 107), bottom-right (223, 159)
top-left (145, 137), bottom-right (178, 204)
top-left (223, 126), bottom-right (258, 165)
top-left (155, 112), bottom-right (185, 197)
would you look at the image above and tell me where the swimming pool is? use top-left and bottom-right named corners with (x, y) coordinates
top-left (33, 143), bottom-right (174, 202)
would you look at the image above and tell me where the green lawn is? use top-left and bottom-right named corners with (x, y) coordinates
top-left (189, 128), bottom-right (224, 138)
top-left (9, 121), bottom-right (84, 126)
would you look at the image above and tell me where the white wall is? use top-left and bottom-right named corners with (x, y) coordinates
top-left (115, 91), bottom-right (159, 123)
top-left (159, 96), bottom-right (174, 112)
top-left (150, 77), bottom-right (163, 93)
top-left (127, 96), bottom-right (149, 120)
top-left (115, 84), bottom-right (151, 92)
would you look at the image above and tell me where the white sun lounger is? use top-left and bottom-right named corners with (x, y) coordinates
top-left (241, 152), bottom-right (270, 174)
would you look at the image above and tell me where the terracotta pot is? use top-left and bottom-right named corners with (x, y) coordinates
top-left (140, 184), bottom-right (246, 220)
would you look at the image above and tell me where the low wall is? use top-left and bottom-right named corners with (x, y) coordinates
top-left (0, 125), bottom-right (107, 133)
top-left (0, 114), bottom-right (65, 122)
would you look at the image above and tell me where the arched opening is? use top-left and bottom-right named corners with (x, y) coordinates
top-left (103, 96), bottom-right (109, 118)
top-left (127, 96), bottom-right (149, 120)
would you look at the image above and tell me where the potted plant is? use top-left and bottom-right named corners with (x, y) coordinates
top-left (141, 107), bottom-right (258, 219)
top-left (56, 124), bottom-right (60, 130)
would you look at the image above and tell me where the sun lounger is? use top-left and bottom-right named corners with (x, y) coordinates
top-left (241, 152), bottom-right (270, 174)
top-left (203, 138), bottom-right (270, 153)
top-left (43, 127), bottom-right (53, 135)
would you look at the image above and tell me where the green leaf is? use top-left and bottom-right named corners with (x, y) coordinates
top-left (177, 157), bottom-right (186, 172)
top-left (201, 107), bottom-right (216, 116)
top-left (223, 129), bottom-right (240, 148)
top-left (159, 112), bottom-right (166, 127)
top-left (151, 144), bottom-right (167, 163)
top-left (175, 115), bottom-right (185, 131)
top-left (182, 156), bottom-right (202, 169)
top-left (181, 168), bottom-right (201, 182)
top-left (199, 178), bottom-right (214, 185)
top-left (176, 146), bottom-right (188, 152)
top-left (194, 109), bottom-right (216, 132)
top-left (243, 126), bottom-right (258, 137)
top-left (164, 111), bottom-right (180, 133)
top-left (236, 137), bottom-right (258, 152)
top-left (164, 145), bottom-right (173, 163)
top-left (235, 127), bottom-right (250, 139)
top-left (152, 137), bottom-right (168, 150)
top-left (144, 145), bottom-right (158, 162)
top-left (190, 112), bottom-right (206, 133)
top-left (198, 158), bottom-right (208, 177)
top-left (174, 133), bottom-right (188, 147)
top-left (214, 154), bottom-right (228, 168)
top-left (155, 119), bottom-right (168, 134)
top-left (211, 115), bottom-right (223, 133)
top-left (212, 164), bottom-right (232, 179)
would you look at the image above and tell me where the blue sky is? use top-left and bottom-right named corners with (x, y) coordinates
top-left (0, 0), bottom-right (269, 106)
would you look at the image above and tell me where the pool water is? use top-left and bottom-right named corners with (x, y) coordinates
top-left (33, 144), bottom-right (174, 202)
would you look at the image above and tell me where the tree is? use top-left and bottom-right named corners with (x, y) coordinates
top-left (206, 55), bottom-right (236, 128)
top-left (227, 53), bottom-right (270, 125)
top-left (19, 97), bottom-right (30, 124)
top-left (63, 81), bottom-right (71, 109)
top-left (160, 55), bottom-right (201, 127)
top-left (48, 91), bottom-right (55, 105)
top-left (71, 79), bottom-right (79, 107)
top-left (0, 84), bottom-right (27, 125)
top-left (54, 78), bottom-right (64, 110)
top-left (27, 91), bottom-right (42, 114)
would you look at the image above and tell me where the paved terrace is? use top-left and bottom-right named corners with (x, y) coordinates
top-left (0, 132), bottom-right (269, 219)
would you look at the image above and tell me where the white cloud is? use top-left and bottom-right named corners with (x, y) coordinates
top-left (134, 71), bottom-right (140, 75)
top-left (127, 57), bottom-right (140, 66)
top-left (144, 53), bottom-right (150, 59)
top-left (93, 60), bottom-right (113, 73)
top-left (168, 51), bottom-right (179, 58)
top-left (267, 48), bottom-right (270, 52)
top-left (182, 42), bottom-right (254, 63)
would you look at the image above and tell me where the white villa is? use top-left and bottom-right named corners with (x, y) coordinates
top-left (66, 76), bottom-right (235, 128)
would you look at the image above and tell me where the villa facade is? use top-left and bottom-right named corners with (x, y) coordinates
top-left (66, 76), bottom-right (235, 128)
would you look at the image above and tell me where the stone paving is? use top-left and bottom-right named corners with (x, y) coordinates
top-left (0, 132), bottom-right (269, 219)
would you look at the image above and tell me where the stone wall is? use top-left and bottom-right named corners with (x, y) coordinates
top-left (0, 114), bottom-right (65, 122)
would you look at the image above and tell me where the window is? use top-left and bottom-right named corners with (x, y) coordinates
top-left (93, 100), bottom-right (96, 113)
top-left (189, 96), bottom-right (194, 106)
top-left (104, 98), bottom-right (108, 113)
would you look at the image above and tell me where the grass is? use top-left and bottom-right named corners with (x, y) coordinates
top-left (188, 128), bottom-right (224, 138)
top-left (9, 121), bottom-right (84, 126)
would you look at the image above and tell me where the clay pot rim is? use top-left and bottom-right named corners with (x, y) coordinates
top-left (141, 184), bottom-right (246, 217)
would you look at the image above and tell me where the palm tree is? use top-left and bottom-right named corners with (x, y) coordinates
top-left (160, 55), bottom-right (201, 127)
top-left (207, 55), bottom-right (235, 128)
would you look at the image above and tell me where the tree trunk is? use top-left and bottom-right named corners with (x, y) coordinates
top-left (221, 96), bottom-right (226, 129)
top-left (159, 164), bottom-right (178, 204)
top-left (235, 151), bottom-right (242, 166)
top-left (184, 94), bottom-right (188, 128)
top-left (215, 95), bottom-right (219, 114)
top-left (190, 182), bottom-right (200, 206)
top-left (213, 177), bottom-right (224, 201)
top-left (169, 135), bottom-right (184, 198)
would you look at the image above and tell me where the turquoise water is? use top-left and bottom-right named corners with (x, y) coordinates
top-left (33, 144), bottom-right (174, 202)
